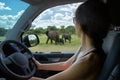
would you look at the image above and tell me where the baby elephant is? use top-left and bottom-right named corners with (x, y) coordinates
top-left (62, 33), bottom-right (71, 43)
top-left (59, 38), bottom-right (64, 45)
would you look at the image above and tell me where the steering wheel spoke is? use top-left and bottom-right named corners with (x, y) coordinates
top-left (22, 66), bottom-right (31, 75)
top-left (3, 57), bottom-right (12, 65)
top-left (24, 52), bottom-right (33, 59)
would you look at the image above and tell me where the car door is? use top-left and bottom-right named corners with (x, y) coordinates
top-left (22, 3), bottom-right (81, 78)
top-left (33, 52), bottom-right (74, 78)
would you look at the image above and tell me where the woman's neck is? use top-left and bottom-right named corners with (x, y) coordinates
top-left (80, 33), bottom-right (94, 52)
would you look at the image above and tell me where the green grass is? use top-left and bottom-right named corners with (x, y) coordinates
top-left (0, 36), bottom-right (5, 41)
top-left (29, 34), bottom-right (81, 52)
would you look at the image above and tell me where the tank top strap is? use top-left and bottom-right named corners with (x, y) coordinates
top-left (72, 47), bottom-right (82, 63)
top-left (72, 47), bottom-right (96, 63)
top-left (80, 47), bottom-right (96, 58)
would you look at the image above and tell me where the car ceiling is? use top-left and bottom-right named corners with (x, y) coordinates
top-left (22, 0), bottom-right (85, 5)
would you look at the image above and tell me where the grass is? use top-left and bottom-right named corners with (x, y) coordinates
top-left (29, 34), bottom-right (81, 52)
top-left (0, 36), bottom-right (5, 41)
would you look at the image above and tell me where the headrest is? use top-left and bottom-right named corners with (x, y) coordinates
top-left (102, 31), bottom-right (120, 54)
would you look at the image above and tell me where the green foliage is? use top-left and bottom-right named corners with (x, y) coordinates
top-left (59, 25), bottom-right (65, 33)
top-left (0, 36), bottom-right (5, 41)
top-left (25, 27), bottom-right (46, 35)
top-left (0, 28), bottom-right (7, 36)
top-left (47, 26), bottom-right (58, 31)
top-left (64, 25), bottom-right (75, 34)
top-left (25, 25), bottom-right (75, 35)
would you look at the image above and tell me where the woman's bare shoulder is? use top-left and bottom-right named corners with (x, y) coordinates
top-left (86, 52), bottom-right (105, 65)
top-left (88, 52), bottom-right (100, 60)
top-left (77, 52), bottom-right (102, 64)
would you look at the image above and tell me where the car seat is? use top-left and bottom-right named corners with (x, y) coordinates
top-left (107, 64), bottom-right (120, 80)
top-left (97, 30), bottom-right (120, 80)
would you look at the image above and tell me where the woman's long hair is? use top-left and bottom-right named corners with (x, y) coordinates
top-left (75, 0), bottom-right (110, 54)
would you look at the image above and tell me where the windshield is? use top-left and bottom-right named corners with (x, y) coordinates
top-left (0, 0), bottom-right (29, 41)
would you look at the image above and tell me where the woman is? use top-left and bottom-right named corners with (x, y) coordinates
top-left (30, 0), bottom-right (110, 80)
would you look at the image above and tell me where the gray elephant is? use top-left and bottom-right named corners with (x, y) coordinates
top-left (59, 38), bottom-right (64, 45)
top-left (62, 33), bottom-right (71, 43)
top-left (46, 30), bottom-right (59, 44)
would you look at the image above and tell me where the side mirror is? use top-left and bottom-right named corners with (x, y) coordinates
top-left (23, 34), bottom-right (39, 47)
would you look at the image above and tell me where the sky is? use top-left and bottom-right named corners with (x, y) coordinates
top-left (0, 0), bottom-right (82, 29)
top-left (0, 0), bottom-right (29, 29)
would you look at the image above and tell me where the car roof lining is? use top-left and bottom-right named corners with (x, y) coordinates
top-left (22, 0), bottom-right (85, 5)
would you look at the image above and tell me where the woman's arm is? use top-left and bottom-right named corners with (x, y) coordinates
top-left (34, 46), bottom-right (81, 71)
top-left (45, 53), bottom-right (99, 80)
top-left (34, 53), bottom-right (76, 71)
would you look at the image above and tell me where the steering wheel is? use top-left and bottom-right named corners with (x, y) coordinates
top-left (0, 40), bottom-right (37, 79)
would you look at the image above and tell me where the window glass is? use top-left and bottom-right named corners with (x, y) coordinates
top-left (25, 3), bottom-right (82, 52)
top-left (0, 0), bottom-right (29, 41)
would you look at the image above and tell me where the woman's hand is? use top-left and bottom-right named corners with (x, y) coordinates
top-left (32, 57), bottom-right (41, 70)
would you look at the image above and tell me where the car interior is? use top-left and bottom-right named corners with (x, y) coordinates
top-left (0, 0), bottom-right (120, 80)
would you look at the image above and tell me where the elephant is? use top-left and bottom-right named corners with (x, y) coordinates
top-left (59, 38), bottom-right (64, 45)
top-left (46, 30), bottom-right (59, 44)
top-left (62, 33), bottom-right (71, 43)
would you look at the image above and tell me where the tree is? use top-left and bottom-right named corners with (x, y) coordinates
top-left (25, 27), bottom-right (45, 35)
top-left (47, 26), bottom-right (58, 31)
top-left (0, 28), bottom-right (7, 36)
top-left (59, 25), bottom-right (65, 34)
top-left (24, 25), bottom-right (75, 36)
top-left (65, 25), bottom-right (75, 34)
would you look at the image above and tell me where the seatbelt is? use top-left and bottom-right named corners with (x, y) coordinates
top-left (107, 64), bottom-right (120, 80)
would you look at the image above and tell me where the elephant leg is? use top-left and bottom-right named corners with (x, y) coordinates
top-left (65, 39), bottom-right (66, 42)
top-left (55, 39), bottom-right (58, 45)
top-left (62, 37), bottom-right (64, 42)
top-left (54, 39), bottom-right (57, 44)
top-left (69, 39), bottom-right (71, 43)
top-left (46, 38), bottom-right (49, 44)
top-left (51, 39), bottom-right (53, 44)
top-left (69, 40), bottom-right (71, 43)
top-left (62, 40), bottom-right (64, 44)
